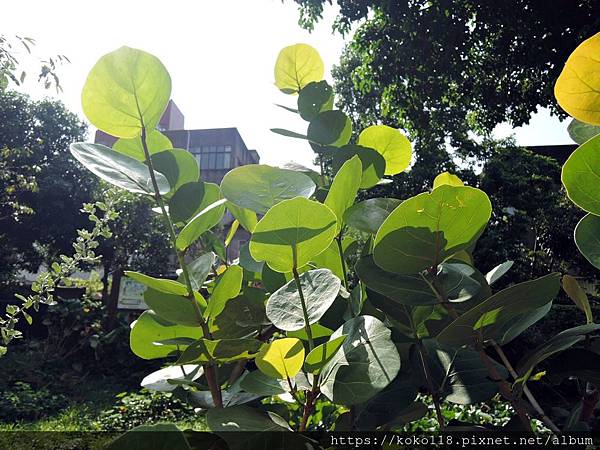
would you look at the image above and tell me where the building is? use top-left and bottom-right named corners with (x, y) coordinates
top-left (94, 100), bottom-right (259, 260)
top-left (95, 100), bottom-right (260, 184)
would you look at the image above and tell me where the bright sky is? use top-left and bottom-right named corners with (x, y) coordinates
top-left (2, 0), bottom-right (573, 169)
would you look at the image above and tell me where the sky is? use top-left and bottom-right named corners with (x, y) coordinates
top-left (2, 0), bottom-right (573, 169)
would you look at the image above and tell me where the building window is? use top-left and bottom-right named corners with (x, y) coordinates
top-left (194, 144), bottom-right (233, 169)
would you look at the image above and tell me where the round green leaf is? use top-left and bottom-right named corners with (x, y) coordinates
top-left (567, 118), bottom-right (600, 145)
top-left (176, 183), bottom-right (226, 250)
top-left (249, 197), bottom-right (337, 272)
top-left (70, 142), bottom-right (169, 195)
top-left (304, 335), bottom-right (347, 374)
top-left (113, 130), bottom-right (172, 161)
top-left (239, 371), bottom-right (288, 396)
top-left (437, 273), bottom-right (561, 347)
top-left (266, 269), bottom-right (341, 331)
top-left (144, 289), bottom-right (206, 327)
top-left (373, 185), bottom-right (491, 274)
top-left (344, 198), bottom-right (401, 235)
top-left (575, 213), bottom-right (600, 270)
top-left (81, 46), bottom-right (171, 138)
top-left (562, 135), bottom-right (600, 215)
top-left (176, 338), bottom-right (262, 364)
top-left (320, 315), bottom-right (401, 405)
top-left (255, 338), bottom-right (305, 379)
top-left (183, 252), bottom-right (215, 291)
top-left (274, 43), bottom-right (324, 95)
top-left (169, 182), bottom-right (206, 224)
top-left (221, 165), bottom-right (316, 215)
top-left (124, 271), bottom-right (187, 296)
top-left (358, 125), bottom-right (412, 175)
top-left (324, 156), bottom-right (362, 234)
top-left (205, 265), bottom-right (244, 320)
top-left (332, 145), bottom-right (386, 189)
top-left (307, 110), bottom-right (352, 147)
top-left (151, 149), bottom-right (199, 196)
top-left (226, 202), bottom-right (258, 233)
top-left (141, 364), bottom-right (203, 392)
top-left (130, 310), bottom-right (201, 360)
top-left (297, 80), bottom-right (334, 121)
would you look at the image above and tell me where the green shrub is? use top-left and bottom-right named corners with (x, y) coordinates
top-left (0, 382), bottom-right (68, 421)
top-left (95, 390), bottom-right (198, 431)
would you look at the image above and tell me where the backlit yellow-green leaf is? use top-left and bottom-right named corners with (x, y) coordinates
top-left (274, 44), bottom-right (324, 94)
top-left (358, 125), bottom-right (412, 175)
top-left (82, 46), bottom-right (171, 138)
top-left (433, 172), bottom-right (464, 190)
top-left (555, 32), bottom-right (600, 125)
top-left (255, 338), bottom-right (305, 379)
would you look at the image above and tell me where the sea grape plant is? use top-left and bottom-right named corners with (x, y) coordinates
top-left (67, 39), bottom-right (599, 446)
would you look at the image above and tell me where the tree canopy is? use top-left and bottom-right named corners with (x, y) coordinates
top-left (293, 0), bottom-right (600, 186)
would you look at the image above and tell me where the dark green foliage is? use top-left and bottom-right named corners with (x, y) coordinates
top-left (96, 390), bottom-right (198, 431)
top-left (0, 382), bottom-right (68, 422)
top-left (0, 91), bottom-right (91, 284)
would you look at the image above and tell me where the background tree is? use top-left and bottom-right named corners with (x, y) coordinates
top-left (0, 91), bottom-right (93, 285)
top-left (293, 0), bottom-right (600, 188)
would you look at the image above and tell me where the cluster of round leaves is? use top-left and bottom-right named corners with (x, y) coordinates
top-left (68, 41), bottom-right (598, 443)
top-left (556, 32), bottom-right (600, 276)
top-left (271, 43), bottom-right (412, 188)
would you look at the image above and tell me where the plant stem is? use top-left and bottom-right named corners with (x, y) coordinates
top-left (476, 342), bottom-right (532, 431)
top-left (417, 339), bottom-right (445, 430)
top-left (491, 340), bottom-right (560, 432)
top-left (299, 374), bottom-right (319, 431)
top-left (426, 265), bottom-right (530, 431)
top-left (335, 234), bottom-right (349, 290)
top-left (140, 128), bottom-right (222, 408)
top-left (292, 265), bottom-right (314, 352)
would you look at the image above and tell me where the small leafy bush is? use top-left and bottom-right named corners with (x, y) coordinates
top-left (0, 382), bottom-right (68, 421)
top-left (63, 32), bottom-right (600, 448)
top-left (95, 390), bottom-right (197, 431)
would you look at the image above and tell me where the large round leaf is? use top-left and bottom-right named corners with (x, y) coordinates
top-left (373, 185), bottom-right (491, 274)
top-left (168, 182), bottom-right (205, 224)
top-left (221, 165), bottom-right (316, 215)
top-left (249, 197), bottom-right (337, 272)
top-left (307, 110), bottom-right (352, 147)
top-left (176, 183), bottom-right (226, 250)
top-left (575, 213), bottom-right (600, 270)
top-left (205, 265), bottom-right (244, 320)
top-left (320, 315), bottom-right (400, 405)
top-left (562, 135), bottom-right (600, 215)
top-left (297, 80), bottom-right (334, 121)
top-left (113, 130), bottom-right (172, 161)
top-left (124, 271), bottom-right (187, 296)
top-left (358, 125), bottom-right (412, 175)
top-left (274, 43), bottom-right (324, 94)
top-left (357, 257), bottom-right (480, 306)
top-left (255, 338), bottom-right (305, 380)
top-left (555, 32), bottom-right (600, 125)
top-left (411, 340), bottom-right (505, 405)
top-left (141, 364), bottom-right (203, 392)
top-left (144, 289), bottom-right (206, 327)
top-left (129, 310), bottom-right (202, 360)
top-left (324, 156), bottom-right (362, 234)
top-left (70, 142), bottom-right (169, 195)
top-left (437, 273), bottom-right (561, 347)
top-left (344, 198), bottom-right (401, 235)
top-left (81, 46), bottom-right (171, 138)
top-left (332, 144), bottom-right (386, 189)
top-left (266, 269), bottom-right (341, 331)
top-left (151, 149), bottom-right (199, 196)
